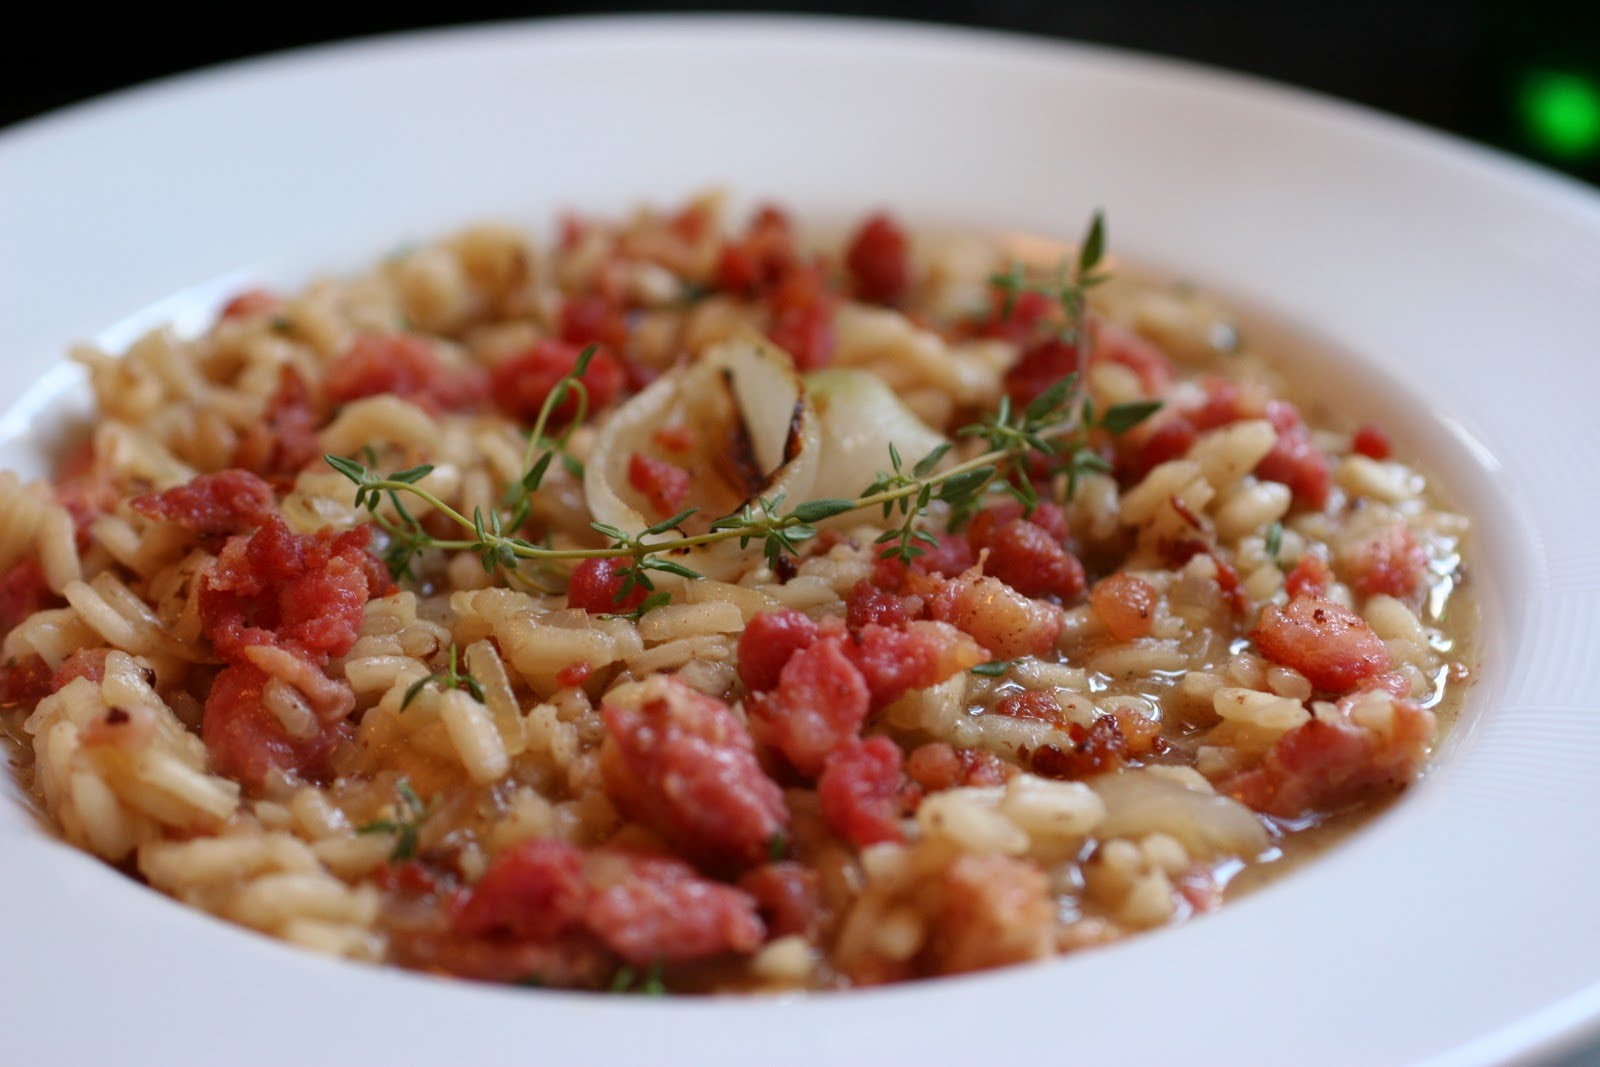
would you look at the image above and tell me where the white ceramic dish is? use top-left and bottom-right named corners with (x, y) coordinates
top-left (2, 16), bottom-right (1598, 1067)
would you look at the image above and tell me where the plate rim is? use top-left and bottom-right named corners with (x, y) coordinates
top-left (2, 14), bottom-right (1598, 1067)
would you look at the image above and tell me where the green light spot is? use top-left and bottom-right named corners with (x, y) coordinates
top-left (1518, 70), bottom-right (1600, 160)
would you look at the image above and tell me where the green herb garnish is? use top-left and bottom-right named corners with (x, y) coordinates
top-left (401, 644), bottom-right (485, 710)
top-left (356, 778), bottom-right (432, 863)
top-left (970, 660), bottom-right (1015, 678)
top-left (326, 212), bottom-right (1156, 588)
top-left (609, 960), bottom-right (668, 996)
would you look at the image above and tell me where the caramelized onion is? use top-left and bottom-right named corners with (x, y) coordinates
top-left (584, 330), bottom-right (820, 582)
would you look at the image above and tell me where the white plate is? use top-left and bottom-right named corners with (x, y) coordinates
top-left (2, 16), bottom-right (1598, 1067)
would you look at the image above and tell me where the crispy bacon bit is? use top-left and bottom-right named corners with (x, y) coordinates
top-left (566, 558), bottom-right (647, 615)
top-left (55, 453), bottom-right (119, 554)
top-left (714, 205), bottom-right (798, 294)
top-left (585, 851), bottom-right (765, 965)
top-left (1186, 378), bottom-right (1256, 431)
top-left (452, 839), bottom-right (764, 971)
top-left (1345, 525), bottom-right (1428, 599)
top-left (977, 288), bottom-right (1058, 344)
top-left (905, 742), bottom-right (963, 792)
top-left (772, 555), bottom-right (799, 584)
top-left (958, 747), bottom-right (1016, 786)
top-left (601, 678), bottom-right (788, 868)
top-left (1252, 595), bottom-right (1393, 692)
top-left (844, 212), bottom-right (911, 305)
top-left (1222, 699), bottom-right (1435, 817)
top-left (927, 853), bottom-right (1055, 975)
top-left (928, 569), bottom-right (1063, 660)
top-left (993, 690), bottom-right (1063, 722)
top-left (1175, 384), bottom-right (1330, 510)
top-left (1003, 337), bottom-right (1080, 409)
top-left (199, 519), bottom-right (389, 664)
top-left (1158, 539), bottom-right (1206, 569)
top-left (765, 260), bottom-right (836, 371)
top-left (131, 469), bottom-right (277, 536)
top-left (1093, 320), bottom-right (1175, 395)
top-left (846, 580), bottom-right (924, 629)
top-left (0, 558), bottom-right (58, 635)
top-left (747, 636), bottom-right (871, 777)
top-left (51, 648), bottom-right (110, 692)
top-left (970, 500), bottom-right (1070, 543)
top-left (454, 837), bottom-right (589, 941)
top-left (324, 334), bottom-right (488, 414)
top-left (559, 293), bottom-right (629, 352)
top-left (1256, 428), bottom-right (1331, 511)
top-left (1351, 423), bottom-right (1393, 460)
top-left (736, 608), bottom-right (820, 693)
top-left (1255, 404), bottom-right (1330, 510)
top-left (867, 552), bottom-right (946, 598)
top-left (1090, 573), bottom-right (1158, 641)
top-left (737, 862), bottom-right (823, 939)
top-left (491, 339), bottom-right (626, 425)
top-left (555, 661), bottom-right (592, 689)
top-left (1284, 554), bottom-right (1331, 600)
top-left (670, 201), bottom-right (712, 244)
top-left (626, 452), bottom-right (692, 518)
top-left (1123, 414), bottom-right (1199, 482)
top-left (1026, 744), bottom-right (1074, 779)
top-left (373, 860), bottom-right (446, 896)
top-left (912, 531), bottom-right (976, 578)
top-left (844, 621), bottom-right (985, 711)
top-left (818, 736), bottom-right (906, 848)
top-left (0, 655), bottom-right (53, 707)
top-left (967, 510), bottom-right (1085, 603)
top-left (219, 289), bottom-right (282, 320)
top-left (233, 368), bottom-right (322, 479)
top-left (1029, 715), bottom-right (1128, 779)
top-left (1113, 707), bottom-right (1165, 758)
top-left (203, 662), bottom-right (349, 790)
top-left (905, 742), bottom-right (1014, 791)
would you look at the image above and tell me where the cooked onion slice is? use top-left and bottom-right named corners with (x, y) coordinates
top-left (1091, 768), bottom-right (1270, 859)
top-left (805, 368), bottom-right (949, 501)
top-left (584, 330), bottom-right (820, 582)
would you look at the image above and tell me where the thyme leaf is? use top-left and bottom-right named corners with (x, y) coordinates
top-left (356, 777), bottom-right (432, 862)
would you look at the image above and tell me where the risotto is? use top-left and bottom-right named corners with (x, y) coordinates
top-left (0, 195), bottom-right (1473, 991)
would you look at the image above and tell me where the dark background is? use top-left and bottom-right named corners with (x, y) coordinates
top-left (4, 2), bottom-right (1600, 186)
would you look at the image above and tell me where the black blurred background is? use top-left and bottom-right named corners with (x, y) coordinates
top-left (3, 1), bottom-right (1599, 186)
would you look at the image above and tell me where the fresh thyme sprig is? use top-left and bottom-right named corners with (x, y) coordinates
top-left (401, 644), bottom-right (484, 710)
top-left (325, 211), bottom-right (1160, 585)
top-left (501, 345), bottom-right (596, 536)
top-left (989, 209), bottom-right (1110, 345)
top-left (609, 960), bottom-right (668, 996)
top-left (356, 778), bottom-right (432, 862)
top-left (327, 414), bottom-right (1086, 577)
top-left (862, 443), bottom-right (949, 564)
top-left (600, 589), bottom-right (673, 623)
